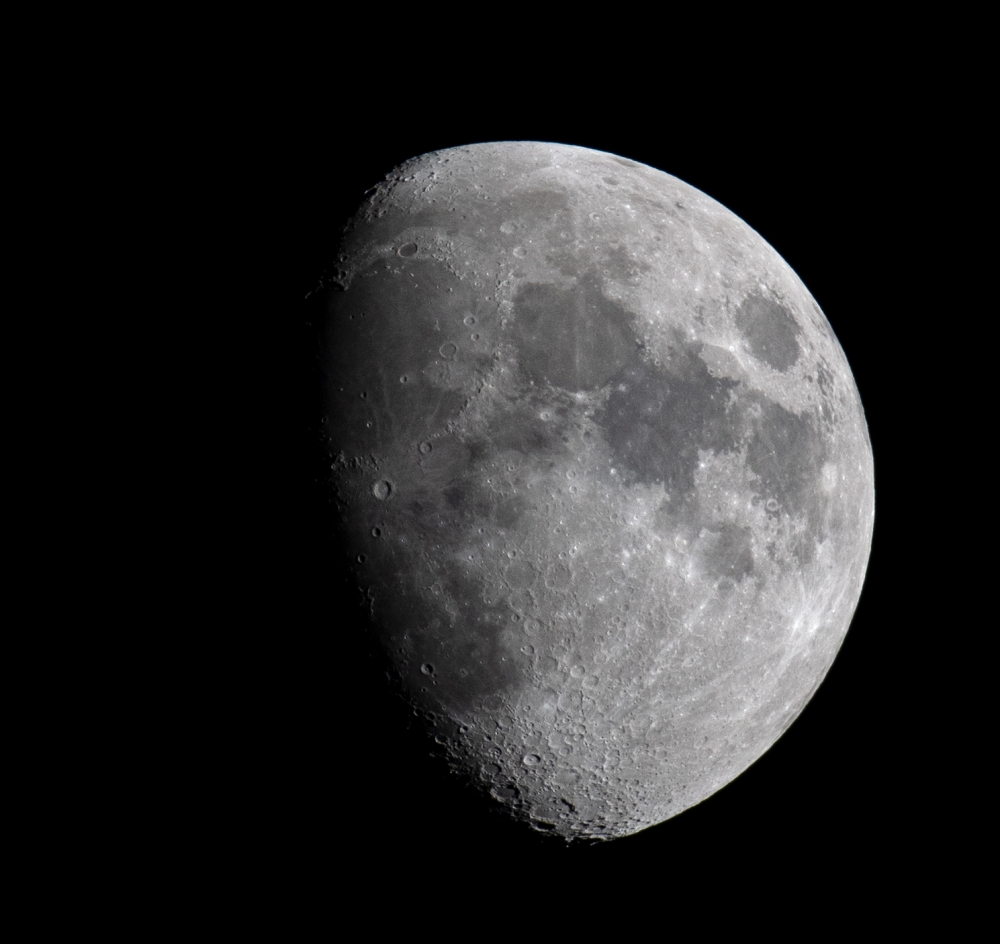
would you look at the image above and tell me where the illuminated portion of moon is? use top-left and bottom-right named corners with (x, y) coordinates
top-left (318, 142), bottom-right (874, 840)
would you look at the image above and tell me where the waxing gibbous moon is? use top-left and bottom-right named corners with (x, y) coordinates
top-left (317, 142), bottom-right (874, 841)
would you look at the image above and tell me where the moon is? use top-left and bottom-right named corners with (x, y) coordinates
top-left (316, 141), bottom-right (874, 841)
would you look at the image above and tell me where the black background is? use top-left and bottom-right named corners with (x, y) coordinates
top-left (270, 96), bottom-right (942, 902)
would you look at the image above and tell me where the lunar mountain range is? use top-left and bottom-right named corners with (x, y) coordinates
top-left (316, 142), bottom-right (874, 840)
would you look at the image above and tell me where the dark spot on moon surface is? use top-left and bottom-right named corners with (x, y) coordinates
top-left (511, 272), bottom-right (636, 391)
top-left (416, 435), bottom-right (472, 483)
top-left (696, 523), bottom-right (755, 582)
top-left (603, 244), bottom-right (651, 281)
top-left (493, 494), bottom-right (529, 530)
top-left (601, 339), bottom-right (738, 495)
top-left (602, 338), bottom-right (824, 518)
top-left (788, 531), bottom-right (818, 567)
top-left (741, 394), bottom-right (823, 514)
top-left (442, 478), bottom-right (475, 512)
top-left (736, 294), bottom-right (801, 372)
top-left (815, 362), bottom-right (835, 397)
top-left (492, 785), bottom-right (520, 801)
top-left (398, 242), bottom-right (418, 257)
top-left (483, 399), bottom-right (571, 459)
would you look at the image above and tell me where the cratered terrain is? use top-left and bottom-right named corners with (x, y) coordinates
top-left (316, 141), bottom-right (874, 841)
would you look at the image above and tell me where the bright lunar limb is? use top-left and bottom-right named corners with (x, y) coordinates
top-left (317, 142), bottom-right (874, 841)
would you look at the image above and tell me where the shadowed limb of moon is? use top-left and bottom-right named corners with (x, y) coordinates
top-left (318, 142), bottom-right (874, 841)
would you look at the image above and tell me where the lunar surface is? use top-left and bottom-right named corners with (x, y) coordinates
top-left (316, 142), bottom-right (874, 840)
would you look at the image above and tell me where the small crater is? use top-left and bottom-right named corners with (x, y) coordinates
top-left (371, 527), bottom-right (382, 537)
top-left (398, 242), bottom-right (418, 257)
top-left (522, 754), bottom-right (541, 767)
top-left (418, 441), bottom-right (432, 455)
top-left (439, 342), bottom-right (458, 359)
top-left (420, 662), bottom-right (436, 676)
top-left (373, 480), bottom-right (392, 500)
